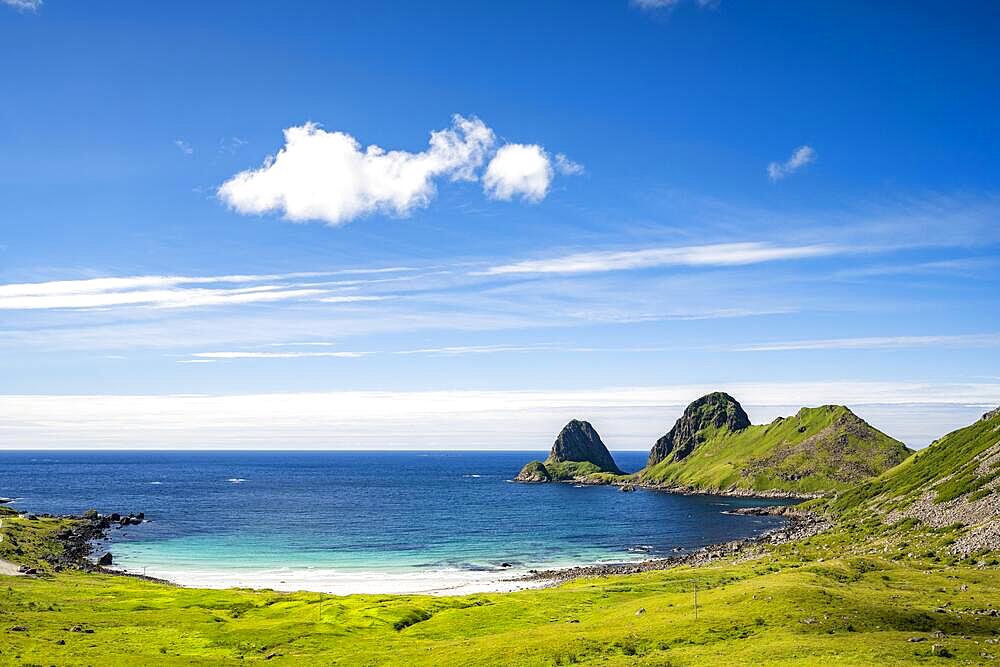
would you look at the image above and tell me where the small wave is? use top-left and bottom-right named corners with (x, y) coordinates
top-left (227, 478), bottom-right (247, 484)
top-left (148, 481), bottom-right (163, 485)
top-left (462, 474), bottom-right (482, 478)
top-left (627, 545), bottom-right (654, 553)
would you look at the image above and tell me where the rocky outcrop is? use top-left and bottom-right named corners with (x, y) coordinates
top-left (550, 420), bottom-right (623, 474)
top-left (648, 392), bottom-right (751, 467)
top-left (514, 461), bottom-right (551, 483)
top-left (515, 420), bottom-right (623, 483)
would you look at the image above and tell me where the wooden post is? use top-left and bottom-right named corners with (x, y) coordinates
top-left (694, 581), bottom-right (698, 620)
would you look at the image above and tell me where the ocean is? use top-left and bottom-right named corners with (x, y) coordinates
top-left (0, 450), bottom-right (792, 595)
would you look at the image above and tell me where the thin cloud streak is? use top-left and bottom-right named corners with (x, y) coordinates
top-left (191, 351), bottom-right (367, 359)
top-left (478, 242), bottom-right (843, 276)
top-left (0, 270), bottom-right (409, 311)
top-left (734, 333), bottom-right (1000, 352)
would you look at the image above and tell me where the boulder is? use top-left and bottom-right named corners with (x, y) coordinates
top-left (515, 461), bottom-right (551, 483)
top-left (97, 552), bottom-right (113, 566)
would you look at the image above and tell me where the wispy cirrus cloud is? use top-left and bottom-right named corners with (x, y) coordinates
top-left (0, 271), bottom-right (401, 311)
top-left (631, 0), bottom-right (718, 10)
top-left (2, 0), bottom-right (42, 11)
top-left (173, 139), bottom-right (194, 155)
top-left (768, 145), bottom-right (817, 181)
top-left (190, 351), bottom-right (367, 360)
top-left (478, 242), bottom-right (842, 276)
top-left (733, 333), bottom-right (1000, 352)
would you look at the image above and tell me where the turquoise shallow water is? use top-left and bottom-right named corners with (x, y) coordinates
top-left (0, 451), bottom-right (792, 592)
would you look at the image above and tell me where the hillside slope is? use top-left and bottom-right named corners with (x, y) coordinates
top-left (639, 394), bottom-right (912, 496)
top-left (833, 406), bottom-right (1000, 554)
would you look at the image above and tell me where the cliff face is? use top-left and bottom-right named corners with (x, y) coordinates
top-left (647, 392), bottom-right (750, 467)
top-left (550, 420), bottom-right (623, 474)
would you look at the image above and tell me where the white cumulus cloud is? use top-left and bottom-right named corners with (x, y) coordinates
top-left (218, 115), bottom-right (496, 226)
top-left (483, 144), bottom-right (553, 202)
top-left (767, 145), bottom-right (817, 181)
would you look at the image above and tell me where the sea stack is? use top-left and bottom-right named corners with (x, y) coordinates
top-left (647, 392), bottom-right (750, 467)
top-left (515, 420), bottom-right (623, 482)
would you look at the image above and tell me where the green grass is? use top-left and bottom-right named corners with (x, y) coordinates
top-left (542, 459), bottom-right (604, 480)
top-left (1, 517), bottom-right (998, 665)
top-left (639, 406), bottom-right (911, 496)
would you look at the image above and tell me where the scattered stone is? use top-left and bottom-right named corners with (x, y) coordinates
top-left (930, 644), bottom-right (952, 657)
top-left (9, 626), bottom-right (27, 632)
top-left (908, 637), bottom-right (927, 643)
top-left (97, 552), bottom-right (113, 566)
top-left (635, 608), bottom-right (646, 616)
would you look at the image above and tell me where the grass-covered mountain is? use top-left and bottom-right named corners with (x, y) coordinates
top-left (639, 393), bottom-right (912, 496)
top-left (515, 419), bottom-right (623, 482)
top-left (831, 406), bottom-right (1000, 554)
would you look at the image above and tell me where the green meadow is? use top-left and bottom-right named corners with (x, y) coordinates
top-left (2, 409), bottom-right (998, 665)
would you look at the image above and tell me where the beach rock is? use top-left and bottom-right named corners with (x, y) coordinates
top-left (515, 460), bottom-right (551, 483)
top-left (550, 420), bottom-right (623, 474)
top-left (648, 392), bottom-right (751, 466)
top-left (97, 552), bottom-right (113, 566)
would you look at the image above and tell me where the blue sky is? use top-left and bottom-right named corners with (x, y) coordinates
top-left (1, 1), bottom-right (998, 449)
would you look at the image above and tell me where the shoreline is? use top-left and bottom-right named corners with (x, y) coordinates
top-left (512, 506), bottom-right (829, 585)
top-left (16, 499), bottom-right (823, 597)
top-left (526, 475), bottom-right (823, 500)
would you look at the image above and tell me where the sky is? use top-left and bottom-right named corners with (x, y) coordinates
top-left (1, 0), bottom-right (998, 449)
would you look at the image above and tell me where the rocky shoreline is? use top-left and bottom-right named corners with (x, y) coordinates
top-left (514, 505), bottom-right (830, 585)
top-left (11, 508), bottom-right (172, 584)
top-left (531, 475), bottom-right (822, 500)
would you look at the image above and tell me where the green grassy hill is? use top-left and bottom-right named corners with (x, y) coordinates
top-left (639, 398), bottom-right (912, 496)
top-left (831, 406), bottom-right (1000, 555)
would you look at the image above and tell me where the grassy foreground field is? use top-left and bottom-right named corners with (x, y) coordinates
top-left (2, 409), bottom-right (999, 665)
top-left (1, 514), bottom-right (999, 665)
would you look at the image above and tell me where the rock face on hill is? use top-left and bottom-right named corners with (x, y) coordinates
top-left (515, 420), bottom-right (623, 482)
top-left (648, 392), bottom-right (751, 467)
top-left (640, 393), bottom-right (911, 496)
top-left (551, 420), bottom-right (623, 474)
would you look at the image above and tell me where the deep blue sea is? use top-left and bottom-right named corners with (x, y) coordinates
top-left (0, 451), bottom-right (792, 594)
